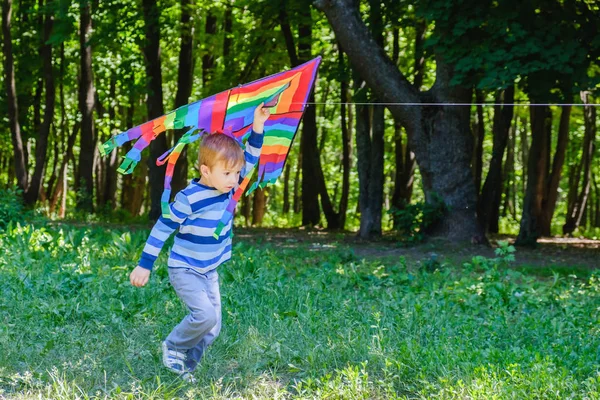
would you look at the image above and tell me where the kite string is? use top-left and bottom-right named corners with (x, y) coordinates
top-left (302, 102), bottom-right (600, 107)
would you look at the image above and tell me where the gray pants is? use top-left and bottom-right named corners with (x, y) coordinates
top-left (165, 267), bottom-right (221, 371)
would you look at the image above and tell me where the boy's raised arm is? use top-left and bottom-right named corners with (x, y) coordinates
top-left (241, 103), bottom-right (270, 179)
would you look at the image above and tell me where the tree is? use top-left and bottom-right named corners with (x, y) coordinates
top-left (141, 0), bottom-right (167, 220)
top-left (1, 0), bottom-right (28, 192)
top-left (315, 0), bottom-right (485, 242)
top-left (24, 0), bottom-right (55, 206)
top-left (563, 92), bottom-right (597, 234)
top-left (171, 0), bottom-right (195, 195)
top-left (478, 86), bottom-right (515, 233)
top-left (76, 0), bottom-right (96, 212)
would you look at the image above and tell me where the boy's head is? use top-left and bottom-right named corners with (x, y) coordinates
top-left (198, 133), bottom-right (245, 192)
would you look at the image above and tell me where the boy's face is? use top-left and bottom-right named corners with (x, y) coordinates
top-left (200, 161), bottom-right (242, 193)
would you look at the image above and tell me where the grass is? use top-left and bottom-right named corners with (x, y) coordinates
top-left (1, 222), bottom-right (600, 399)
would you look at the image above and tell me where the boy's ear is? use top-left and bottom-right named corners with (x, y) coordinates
top-left (200, 164), bottom-right (210, 176)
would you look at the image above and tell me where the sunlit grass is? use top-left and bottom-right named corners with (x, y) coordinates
top-left (1, 222), bottom-right (599, 399)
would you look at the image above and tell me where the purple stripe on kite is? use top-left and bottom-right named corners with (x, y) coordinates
top-left (185, 101), bottom-right (202, 128)
top-left (263, 161), bottom-right (285, 173)
top-left (267, 118), bottom-right (299, 128)
top-left (225, 116), bottom-right (246, 131)
top-left (133, 137), bottom-right (149, 150)
top-left (128, 126), bottom-right (143, 140)
top-left (198, 95), bottom-right (216, 132)
top-left (164, 175), bottom-right (172, 188)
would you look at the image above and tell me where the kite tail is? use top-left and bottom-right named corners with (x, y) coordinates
top-left (213, 167), bottom-right (257, 239)
top-left (156, 128), bottom-right (203, 218)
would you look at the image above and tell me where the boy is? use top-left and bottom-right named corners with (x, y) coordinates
top-left (129, 103), bottom-right (270, 381)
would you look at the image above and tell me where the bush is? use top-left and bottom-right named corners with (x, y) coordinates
top-left (388, 194), bottom-right (447, 241)
top-left (0, 187), bottom-right (25, 229)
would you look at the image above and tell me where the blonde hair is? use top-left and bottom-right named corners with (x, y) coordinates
top-left (198, 133), bottom-right (245, 170)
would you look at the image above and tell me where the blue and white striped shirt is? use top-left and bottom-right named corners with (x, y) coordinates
top-left (138, 131), bottom-right (263, 274)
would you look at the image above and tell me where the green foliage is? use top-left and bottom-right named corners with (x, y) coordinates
top-left (0, 187), bottom-right (26, 229)
top-left (388, 194), bottom-right (447, 241)
top-left (1, 223), bottom-right (599, 398)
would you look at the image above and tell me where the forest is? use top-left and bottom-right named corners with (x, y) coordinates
top-left (1, 0), bottom-right (600, 398)
top-left (0, 0), bottom-right (597, 244)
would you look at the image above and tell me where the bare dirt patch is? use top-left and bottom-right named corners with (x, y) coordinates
top-left (236, 227), bottom-right (599, 270)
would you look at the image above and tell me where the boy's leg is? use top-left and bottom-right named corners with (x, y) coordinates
top-left (165, 268), bottom-right (218, 353)
top-left (185, 270), bottom-right (222, 371)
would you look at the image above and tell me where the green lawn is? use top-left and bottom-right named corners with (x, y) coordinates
top-left (1, 223), bottom-right (599, 399)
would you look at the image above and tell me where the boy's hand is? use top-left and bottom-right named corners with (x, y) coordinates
top-left (130, 266), bottom-right (151, 287)
top-left (253, 102), bottom-right (270, 133)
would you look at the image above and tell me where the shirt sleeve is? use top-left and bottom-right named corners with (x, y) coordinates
top-left (138, 191), bottom-right (193, 271)
top-left (240, 129), bottom-right (264, 179)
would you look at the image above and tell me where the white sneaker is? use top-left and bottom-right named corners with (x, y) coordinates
top-left (161, 341), bottom-right (195, 383)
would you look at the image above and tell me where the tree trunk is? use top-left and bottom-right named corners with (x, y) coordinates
top-left (538, 103), bottom-right (571, 235)
top-left (390, 19), bottom-right (420, 224)
top-left (142, 0), bottom-right (167, 220)
top-left (24, 0), bottom-right (54, 206)
top-left (252, 189), bottom-right (267, 226)
top-left (49, 123), bottom-right (79, 215)
top-left (473, 90), bottom-right (485, 196)
top-left (356, 102), bottom-right (385, 237)
top-left (223, 0), bottom-right (232, 70)
top-left (315, 0), bottom-right (484, 242)
top-left (202, 11), bottom-right (216, 91)
top-left (293, 153), bottom-right (301, 213)
top-left (337, 48), bottom-right (351, 229)
top-left (76, 0), bottom-right (96, 212)
top-left (516, 105), bottom-right (551, 246)
top-left (101, 76), bottom-right (119, 209)
top-left (172, 0), bottom-right (194, 196)
top-left (297, 12), bottom-right (321, 226)
top-left (2, 0), bottom-right (28, 192)
top-left (282, 162), bottom-right (291, 213)
top-left (478, 86), bottom-right (514, 233)
top-left (563, 92), bottom-right (596, 234)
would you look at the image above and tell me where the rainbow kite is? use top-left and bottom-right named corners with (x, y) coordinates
top-left (100, 57), bottom-right (321, 237)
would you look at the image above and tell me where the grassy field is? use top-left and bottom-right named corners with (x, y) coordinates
top-left (1, 222), bottom-right (599, 399)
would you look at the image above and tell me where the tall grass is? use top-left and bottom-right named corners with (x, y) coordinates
top-left (1, 222), bottom-right (599, 399)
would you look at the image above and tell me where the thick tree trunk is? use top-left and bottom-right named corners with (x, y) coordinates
top-left (172, 0), bottom-right (194, 196)
top-left (516, 105), bottom-right (551, 246)
top-left (478, 86), bottom-right (514, 233)
top-left (24, 1), bottom-right (54, 206)
top-left (2, 0), bottom-right (28, 192)
top-left (563, 92), bottom-right (596, 234)
top-left (76, 0), bottom-right (96, 212)
top-left (356, 102), bottom-right (385, 237)
top-left (142, 0), bottom-right (167, 220)
top-left (315, 0), bottom-right (484, 242)
top-left (538, 104), bottom-right (571, 235)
